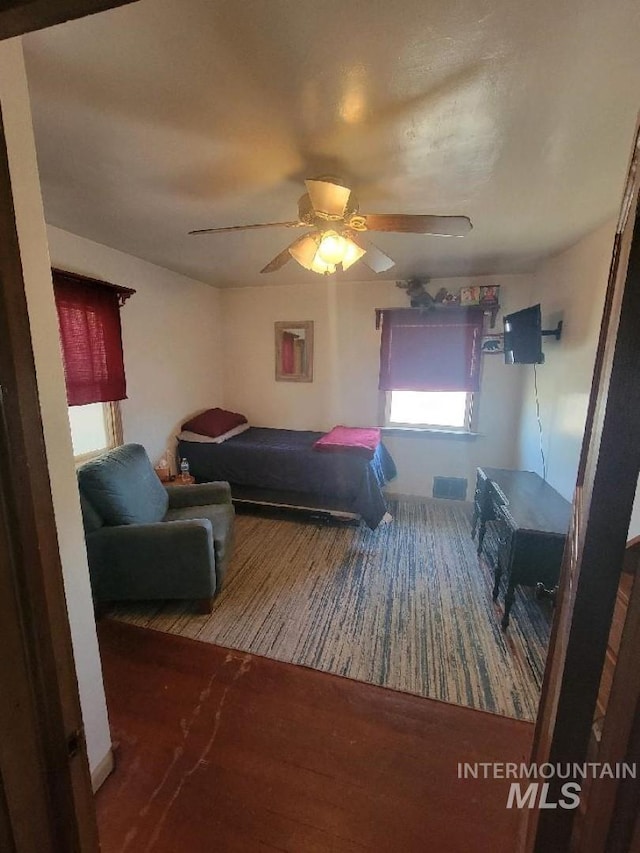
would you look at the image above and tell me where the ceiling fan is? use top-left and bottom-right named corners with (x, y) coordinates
top-left (189, 176), bottom-right (472, 275)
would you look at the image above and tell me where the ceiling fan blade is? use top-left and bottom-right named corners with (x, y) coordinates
top-left (260, 247), bottom-right (294, 274)
top-left (189, 221), bottom-right (301, 236)
top-left (260, 234), bottom-right (312, 274)
top-left (361, 214), bottom-right (473, 236)
top-left (349, 235), bottom-right (395, 273)
top-left (305, 178), bottom-right (352, 219)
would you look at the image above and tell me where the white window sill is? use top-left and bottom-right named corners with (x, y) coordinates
top-left (382, 426), bottom-right (481, 440)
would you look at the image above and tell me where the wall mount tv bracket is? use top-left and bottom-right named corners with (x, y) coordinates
top-left (541, 320), bottom-right (563, 341)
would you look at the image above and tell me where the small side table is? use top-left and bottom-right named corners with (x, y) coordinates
top-left (162, 474), bottom-right (195, 486)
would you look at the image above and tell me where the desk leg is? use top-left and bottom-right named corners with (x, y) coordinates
top-left (501, 582), bottom-right (515, 630)
top-left (471, 505), bottom-right (478, 539)
top-left (478, 520), bottom-right (487, 555)
top-left (492, 561), bottom-right (502, 601)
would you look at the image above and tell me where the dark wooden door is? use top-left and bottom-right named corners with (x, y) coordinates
top-left (526, 123), bottom-right (640, 851)
top-left (573, 539), bottom-right (640, 851)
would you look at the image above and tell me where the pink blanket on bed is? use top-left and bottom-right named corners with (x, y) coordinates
top-left (313, 426), bottom-right (381, 459)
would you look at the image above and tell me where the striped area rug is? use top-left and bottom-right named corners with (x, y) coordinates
top-left (110, 499), bottom-right (551, 720)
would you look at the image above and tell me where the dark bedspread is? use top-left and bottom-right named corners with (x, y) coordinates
top-left (178, 427), bottom-right (397, 529)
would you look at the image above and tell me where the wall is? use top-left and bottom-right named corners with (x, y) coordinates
top-left (47, 226), bottom-right (224, 468)
top-left (0, 39), bottom-right (111, 777)
top-left (0, 40), bottom-right (225, 783)
top-left (516, 220), bottom-right (617, 501)
top-left (221, 273), bottom-right (533, 497)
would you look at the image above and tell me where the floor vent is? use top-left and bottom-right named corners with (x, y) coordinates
top-left (433, 476), bottom-right (468, 501)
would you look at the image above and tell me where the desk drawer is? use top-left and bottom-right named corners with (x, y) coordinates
top-left (508, 531), bottom-right (566, 587)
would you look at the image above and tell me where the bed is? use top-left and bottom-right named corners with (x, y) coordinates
top-left (177, 427), bottom-right (397, 529)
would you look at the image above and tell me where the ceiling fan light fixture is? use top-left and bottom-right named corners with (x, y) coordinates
top-left (317, 230), bottom-right (348, 265)
top-left (340, 238), bottom-right (366, 270)
top-left (288, 233), bottom-right (321, 269)
top-left (317, 230), bottom-right (367, 270)
top-left (310, 255), bottom-right (336, 275)
top-left (288, 233), bottom-right (336, 275)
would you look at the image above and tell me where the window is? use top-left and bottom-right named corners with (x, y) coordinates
top-left (377, 308), bottom-right (484, 395)
top-left (68, 401), bottom-right (122, 461)
top-left (377, 308), bottom-right (483, 432)
top-left (386, 390), bottom-right (472, 431)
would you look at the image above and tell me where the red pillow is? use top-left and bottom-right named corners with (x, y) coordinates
top-left (181, 407), bottom-right (247, 438)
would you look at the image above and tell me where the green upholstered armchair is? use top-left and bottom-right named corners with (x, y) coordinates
top-left (78, 443), bottom-right (235, 613)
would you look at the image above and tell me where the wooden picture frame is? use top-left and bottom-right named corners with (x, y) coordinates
top-left (275, 321), bottom-right (314, 382)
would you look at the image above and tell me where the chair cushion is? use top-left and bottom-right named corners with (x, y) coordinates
top-left (78, 443), bottom-right (169, 526)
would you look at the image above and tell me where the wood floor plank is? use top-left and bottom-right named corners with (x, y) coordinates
top-left (96, 620), bottom-right (533, 853)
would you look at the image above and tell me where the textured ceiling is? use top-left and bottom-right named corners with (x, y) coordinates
top-left (23, 0), bottom-right (640, 287)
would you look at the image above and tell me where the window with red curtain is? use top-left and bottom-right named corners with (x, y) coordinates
top-left (53, 269), bottom-right (130, 406)
top-left (378, 308), bottom-right (484, 392)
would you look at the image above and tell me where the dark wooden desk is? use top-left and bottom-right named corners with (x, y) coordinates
top-left (471, 467), bottom-right (572, 629)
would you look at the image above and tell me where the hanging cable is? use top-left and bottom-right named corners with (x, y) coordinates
top-left (533, 363), bottom-right (547, 481)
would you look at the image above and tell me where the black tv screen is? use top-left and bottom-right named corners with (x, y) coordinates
top-left (503, 304), bottom-right (544, 364)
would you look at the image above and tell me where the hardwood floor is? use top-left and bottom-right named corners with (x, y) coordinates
top-left (96, 619), bottom-right (533, 852)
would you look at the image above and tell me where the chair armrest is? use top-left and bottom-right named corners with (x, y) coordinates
top-left (166, 480), bottom-right (232, 508)
top-left (87, 516), bottom-right (213, 563)
top-left (86, 519), bottom-right (216, 601)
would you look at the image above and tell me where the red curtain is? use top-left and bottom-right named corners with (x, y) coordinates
top-left (378, 308), bottom-right (484, 392)
top-left (53, 270), bottom-right (128, 406)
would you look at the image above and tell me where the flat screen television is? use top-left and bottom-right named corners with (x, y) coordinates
top-left (503, 304), bottom-right (544, 364)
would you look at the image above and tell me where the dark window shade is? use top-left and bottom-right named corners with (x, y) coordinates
top-left (378, 308), bottom-right (484, 392)
top-left (53, 270), bottom-right (128, 406)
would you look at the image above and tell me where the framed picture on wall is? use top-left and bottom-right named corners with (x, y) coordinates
top-left (275, 320), bottom-right (314, 382)
top-left (460, 286), bottom-right (481, 305)
top-left (481, 333), bottom-right (504, 354)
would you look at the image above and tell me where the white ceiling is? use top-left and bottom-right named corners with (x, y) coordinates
top-left (23, 0), bottom-right (640, 288)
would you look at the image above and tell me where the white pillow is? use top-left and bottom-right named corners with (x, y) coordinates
top-left (178, 422), bottom-right (250, 444)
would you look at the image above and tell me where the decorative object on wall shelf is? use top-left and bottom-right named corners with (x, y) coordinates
top-left (479, 285), bottom-right (500, 306)
top-left (460, 284), bottom-right (501, 307)
top-left (460, 286), bottom-right (481, 306)
top-left (396, 277), bottom-right (434, 307)
top-left (275, 320), bottom-right (314, 382)
top-left (393, 280), bottom-right (500, 327)
top-left (433, 287), bottom-right (460, 305)
top-left (459, 284), bottom-right (500, 327)
top-left (481, 333), bottom-right (505, 354)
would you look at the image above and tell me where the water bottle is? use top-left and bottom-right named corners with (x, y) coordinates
top-left (180, 457), bottom-right (190, 482)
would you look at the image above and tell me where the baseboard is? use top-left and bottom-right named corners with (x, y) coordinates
top-left (385, 492), bottom-right (473, 506)
top-left (91, 747), bottom-right (115, 792)
top-left (384, 492), bottom-right (430, 503)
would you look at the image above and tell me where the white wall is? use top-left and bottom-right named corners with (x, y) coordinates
top-left (0, 39), bottom-right (111, 776)
top-left (221, 273), bottom-right (533, 497)
top-left (47, 226), bottom-right (224, 469)
top-left (516, 220), bottom-right (616, 501)
top-left (0, 41), bottom-right (226, 783)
